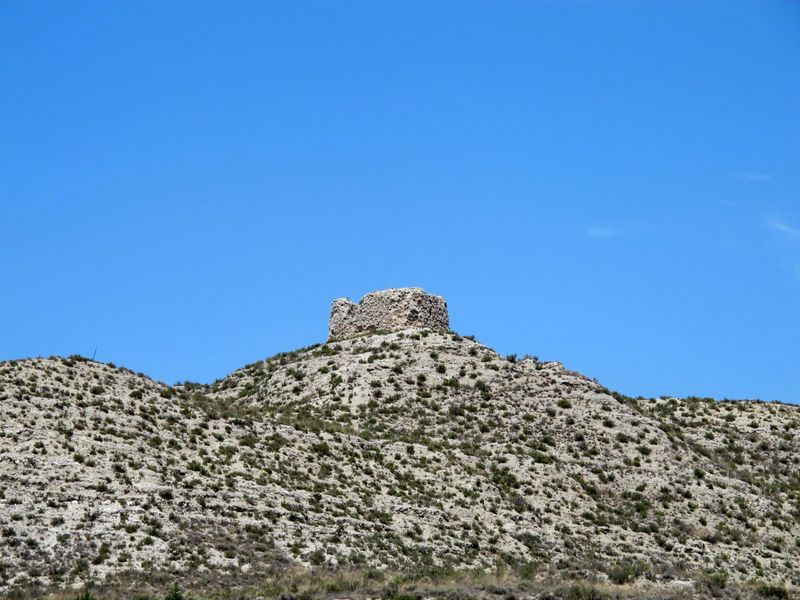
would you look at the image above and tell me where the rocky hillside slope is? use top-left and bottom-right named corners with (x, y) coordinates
top-left (1, 330), bottom-right (799, 597)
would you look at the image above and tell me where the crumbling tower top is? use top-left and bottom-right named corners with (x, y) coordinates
top-left (329, 288), bottom-right (449, 340)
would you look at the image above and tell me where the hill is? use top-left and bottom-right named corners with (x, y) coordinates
top-left (1, 291), bottom-right (798, 599)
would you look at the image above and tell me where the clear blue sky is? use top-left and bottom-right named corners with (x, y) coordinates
top-left (1, 2), bottom-right (798, 401)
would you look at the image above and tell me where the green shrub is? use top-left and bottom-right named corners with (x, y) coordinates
top-left (698, 570), bottom-right (728, 593)
top-left (757, 583), bottom-right (789, 599)
top-left (607, 560), bottom-right (648, 584)
top-left (311, 442), bottom-right (331, 456)
top-left (239, 433), bottom-right (257, 447)
top-left (163, 584), bottom-right (183, 600)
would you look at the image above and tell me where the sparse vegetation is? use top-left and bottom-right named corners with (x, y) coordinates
top-left (0, 330), bottom-right (797, 597)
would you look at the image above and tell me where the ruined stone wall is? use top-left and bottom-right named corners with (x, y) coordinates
top-left (329, 288), bottom-right (449, 339)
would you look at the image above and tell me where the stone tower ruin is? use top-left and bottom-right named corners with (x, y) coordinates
top-left (329, 288), bottom-right (449, 340)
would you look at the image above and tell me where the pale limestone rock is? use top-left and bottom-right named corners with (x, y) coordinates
top-left (329, 287), bottom-right (449, 339)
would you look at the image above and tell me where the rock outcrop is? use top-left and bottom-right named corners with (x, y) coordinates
top-left (329, 287), bottom-right (449, 339)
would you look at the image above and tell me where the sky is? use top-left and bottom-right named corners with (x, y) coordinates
top-left (1, 2), bottom-right (798, 402)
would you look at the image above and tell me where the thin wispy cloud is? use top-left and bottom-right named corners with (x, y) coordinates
top-left (766, 218), bottom-right (800, 238)
top-left (735, 171), bottom-right (772, 182)
top-left (714, 197), bottom-right (759, 209)
top-left (586, 226), bottom-right (622, 238)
